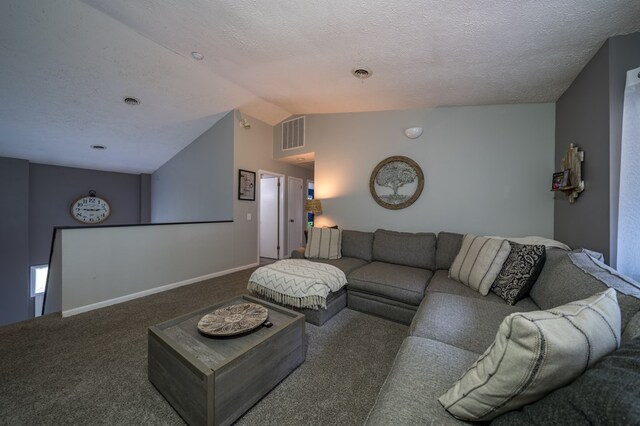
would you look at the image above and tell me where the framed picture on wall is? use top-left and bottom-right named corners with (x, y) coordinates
top-left (238, 169), bottom-right (256, 201)
top-left (551, 169), bottom-right (570, 191)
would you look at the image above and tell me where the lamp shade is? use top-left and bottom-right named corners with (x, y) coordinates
top-left (304, 199), bottom-right (322, 214)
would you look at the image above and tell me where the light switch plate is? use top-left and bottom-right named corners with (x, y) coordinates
top-left (247, 213), bottom-right (252, 221)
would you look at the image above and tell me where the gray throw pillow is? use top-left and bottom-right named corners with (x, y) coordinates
top-left (491, 242), bottom-right (546, 305)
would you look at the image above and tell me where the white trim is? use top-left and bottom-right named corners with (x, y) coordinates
top-left (61, 262), bottom-right (259, 317)
top-left (257, 170), bottom-right (286, 263)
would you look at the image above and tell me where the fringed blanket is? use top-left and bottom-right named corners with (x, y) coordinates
top-left (248, 259), bottom-right (347, 310)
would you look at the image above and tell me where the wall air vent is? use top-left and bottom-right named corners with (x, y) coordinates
top-left (281, 116), bottom-right (305, 151)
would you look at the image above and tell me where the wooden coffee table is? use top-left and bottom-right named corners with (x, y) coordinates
top-left (148, 294), bottom-right (305, 426)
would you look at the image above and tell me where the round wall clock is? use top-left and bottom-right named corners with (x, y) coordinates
top-left (70, 191), bottom-right (111, 224)
top-left (369, 156), bottom-right (424, 210)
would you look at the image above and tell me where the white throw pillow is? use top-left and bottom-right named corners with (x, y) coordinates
top-left (305, 227), bottom-right (342, 260)
top-left (449, 234), bottom-right (511, 295)
top-left (439, 289), bottom-right (621, 421)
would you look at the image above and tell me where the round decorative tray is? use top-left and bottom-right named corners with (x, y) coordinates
top-left (197, 303), bottom-right (268, 337)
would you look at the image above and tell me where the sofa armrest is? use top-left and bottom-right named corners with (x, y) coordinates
top-left (291, 247), bottom-right (305, 259)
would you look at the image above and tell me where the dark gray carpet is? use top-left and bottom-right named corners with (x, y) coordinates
top-left (0, 268), bottom-right (407, 425)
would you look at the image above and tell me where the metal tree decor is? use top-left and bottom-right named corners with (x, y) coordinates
top-left (370, 156), bottom-right (424, 209)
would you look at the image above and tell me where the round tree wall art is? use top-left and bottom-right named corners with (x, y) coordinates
top-left (369, 156), bottom-right (424, 210)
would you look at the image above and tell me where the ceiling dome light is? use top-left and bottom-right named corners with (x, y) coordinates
top-left (351, 67), bottom-right (372, 80)
top-left (91, 144), bottom-right (107, 150)
top-left (123, 96), bottom-right (140, 106)
top-left (191, 51), bottom-right (204, 60)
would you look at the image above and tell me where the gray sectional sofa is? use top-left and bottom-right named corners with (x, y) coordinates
top-left (291, 228), bottom-right (640, 424)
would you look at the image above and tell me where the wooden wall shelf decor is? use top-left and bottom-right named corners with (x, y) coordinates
top-left (555, 143), bottom-right (585, 203)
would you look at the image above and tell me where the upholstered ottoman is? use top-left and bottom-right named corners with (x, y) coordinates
top-left (247, 259), bottom-right (348, 326)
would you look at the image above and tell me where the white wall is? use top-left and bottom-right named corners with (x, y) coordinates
top-left (43, 111), bottom-right (314, 317)
top-left (233, 111), bottom-right (313, 264)
top-left (151, 112), bottom-right (234, 223)
top-left (274, 104), bottom-right (555, 237)
top-left (54, 223), bottom-right (247, 315)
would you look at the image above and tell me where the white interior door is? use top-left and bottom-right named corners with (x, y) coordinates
top-left (288, 176), bottom-right (304, 254)
top-left (260, 177), bottom-right (279, 259)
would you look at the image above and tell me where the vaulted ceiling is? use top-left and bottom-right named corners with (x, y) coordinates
top-left (1, 0), bottom-right (639, 173)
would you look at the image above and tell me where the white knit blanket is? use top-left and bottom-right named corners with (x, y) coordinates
top-left (248, 260), bottom-right (347, 310)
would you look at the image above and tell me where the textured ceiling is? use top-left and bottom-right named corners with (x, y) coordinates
top-left (1, 0), bottom-right (639, 173)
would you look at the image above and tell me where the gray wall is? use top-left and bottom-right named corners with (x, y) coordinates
top-left (151, 112), bottom-right (234, 223)
top-left (234, 112), bottom-right (313, 265)
top-left (140, 173), bottom-right (151, 224)
top-left (554, 41), bottom-right (611, 260)
top-left (275, 104), bottom-right (555, 238)
top-left (555, 31), bottom-right (640, 265)
top-left (0, 157), bottom-right (30, 326)
top-left (0, 158), bottom-right (145, 326)
top-left (29, 163), bottom-right (143, 266)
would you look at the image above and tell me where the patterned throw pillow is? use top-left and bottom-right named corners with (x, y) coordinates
top-left (305, 227), bottom-right (342, 260)
top-left (491, 242), bottom-right (546, 305)
top-left (439, 289), bottom-right (621, 421)
top-left (449, 234), bottom-right (511, 295)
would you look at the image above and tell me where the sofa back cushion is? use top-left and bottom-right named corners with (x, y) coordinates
top-left (530, 248), bottom-right (640, 335)
top-left (436, 232), bottom-right (463, 270)
top-left (341, 230), bottom-right (374, 262)
top-left (372, 229), bottom-right (436, 270)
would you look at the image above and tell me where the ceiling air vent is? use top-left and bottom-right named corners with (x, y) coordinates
top-left (282, 116), bottom-right (305, 151)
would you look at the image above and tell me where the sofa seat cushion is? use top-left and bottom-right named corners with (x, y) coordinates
top-left (300, 257), bottom-right (368, 275)
top-left (373, 229), bottom-right (437, 270)
top-left (426, 270), bottom-right (506, 304)
top-left (348, 291), bottom-right (418, 325)
top-left (348, 261), bottom-right (433, 306)
top-left (365, 337), bottom-right (477, 426)
top-left (513, 297), bottom-right (539, 311)
top-left (410, 292), bottom-right (536, 354)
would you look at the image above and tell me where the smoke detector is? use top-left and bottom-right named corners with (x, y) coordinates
top-left (351, 67), bottom-right (372, 80)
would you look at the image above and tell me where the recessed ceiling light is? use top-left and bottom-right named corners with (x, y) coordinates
top-left (91, 145), bottom-right (107, 150)
top-left (297, 158), bottom-right (305, 161)
top-left (191, 51), bottom-right (204, 60)
top-left (123, 96), bottom-right (140, 106)
top-left (351, 67), bottom-right (372, 80)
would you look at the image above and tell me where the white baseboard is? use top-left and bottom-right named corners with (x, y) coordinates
top-left (62, 262), bottom-right (260, 318)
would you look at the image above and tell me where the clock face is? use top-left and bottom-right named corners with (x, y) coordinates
top-left (71, 195), bottom-right (111, 224)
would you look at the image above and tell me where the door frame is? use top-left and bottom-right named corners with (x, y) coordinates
top-left (287, 176), bottom-right (304, 256)
top-left (257, 170), bottom-right (285, 263)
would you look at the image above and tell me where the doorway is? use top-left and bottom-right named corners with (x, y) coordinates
top-left (288, 176), bottom-right (304, 253)
top-left (258, 171), bottom-right (285, 260)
